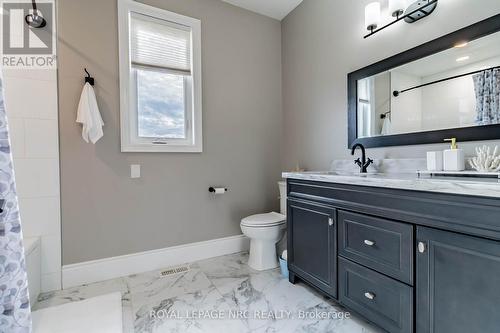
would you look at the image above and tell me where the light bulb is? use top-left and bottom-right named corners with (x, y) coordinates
top-left (389, 0), bottom-right (406, 17)
top-left (454, 41), bottom-right (469, 48)
top-left (365, 2), bottom-right (381, 31)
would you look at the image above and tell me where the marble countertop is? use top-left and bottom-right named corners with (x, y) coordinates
top-left (282, 171), bottom-right (500, 198)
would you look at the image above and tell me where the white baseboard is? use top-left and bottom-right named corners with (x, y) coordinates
top-left (62, 235), bottom-right (250, 289)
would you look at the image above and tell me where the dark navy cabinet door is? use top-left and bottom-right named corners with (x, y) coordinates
top-left (416, 226), bottom-right (500, 333)
top-left (287, 199), bottom-right (337, 298)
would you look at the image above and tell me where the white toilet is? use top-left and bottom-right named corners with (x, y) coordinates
top-left (241, 181), bottom-right (287, 271)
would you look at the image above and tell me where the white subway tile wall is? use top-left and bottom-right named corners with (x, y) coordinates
top-left (17, 197), bottom-right (60, 237)
top-left (41, 234), bottom-right (61, 274)
top-left (13, 159), bottom-right (60, 198)
top-left (7, 118), bottom-right (25, 158)
top-left (3, 68), bottom-right (61, 292)
top-left (24, 119), bottom-right (59, 158)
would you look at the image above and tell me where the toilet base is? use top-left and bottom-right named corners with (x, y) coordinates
top-left (248, 239), bottom-right (279, 271)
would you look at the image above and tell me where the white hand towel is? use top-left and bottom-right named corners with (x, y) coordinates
top-left (381, 117), bottom-right (391, 136)
top-left (76, 82), bottom-right (104, 144)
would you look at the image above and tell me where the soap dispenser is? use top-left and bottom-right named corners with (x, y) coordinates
top-left (443, 138), bottom-right (465, 171)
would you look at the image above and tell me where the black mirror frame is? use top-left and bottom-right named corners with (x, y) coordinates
top-left (348, 14), bottom-right (500, 149)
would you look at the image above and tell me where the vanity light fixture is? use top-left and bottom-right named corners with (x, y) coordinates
top-left (454, 41), bottom-right (469, 48)
top-left (388, 0), bottom-right (405, 17)
top-left (364, 0), bottom-right (438, 38)
top-left (365, 2), bottom-right (381, 32)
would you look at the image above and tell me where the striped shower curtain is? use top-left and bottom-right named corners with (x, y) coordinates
top-left (0, 76), bottom-right (32, 332)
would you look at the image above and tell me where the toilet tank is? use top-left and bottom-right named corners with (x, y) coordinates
top-left (278, 181), bottom-right (287, 215)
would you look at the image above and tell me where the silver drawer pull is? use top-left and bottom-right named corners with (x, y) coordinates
top-left (364, 292), bottom-right (375, 300)
top-left (364, 239), bottom-right (375, 246)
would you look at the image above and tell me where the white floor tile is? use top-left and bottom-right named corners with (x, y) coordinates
top-left (35, 252), bottom-right (382, 333)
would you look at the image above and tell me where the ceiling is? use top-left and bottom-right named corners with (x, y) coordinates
top-left (220, 0), bottom-right (303, 20)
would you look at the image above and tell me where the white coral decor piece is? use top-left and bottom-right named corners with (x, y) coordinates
top-left (469, 145), bottom-right (500, 172)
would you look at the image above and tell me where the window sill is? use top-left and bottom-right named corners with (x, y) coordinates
top-left (121, 143), bottom-right (203, 153)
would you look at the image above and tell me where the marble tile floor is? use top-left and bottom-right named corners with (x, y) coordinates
top-left (34, 252), bottom-right (382, 333)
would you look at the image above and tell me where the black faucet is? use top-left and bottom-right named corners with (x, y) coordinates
top-left (351, 143), bottom-right (373, 173)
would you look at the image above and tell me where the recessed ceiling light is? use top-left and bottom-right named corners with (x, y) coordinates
top-left (456, 56), bottom-right (470, 62)
top-left (454, 41), bottom-right (469, 48)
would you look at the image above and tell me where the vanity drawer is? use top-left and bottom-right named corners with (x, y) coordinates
top-left (339, 258), bottom-right (413, 333)
top-left (338, 210), bottom-right (413, 284)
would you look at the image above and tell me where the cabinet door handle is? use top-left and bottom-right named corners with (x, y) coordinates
top-left (418, 241), bottom-right (426, 253)
top-left (364, 239), bottom-right (375, 246)
top-left (328, 217), bottom-right (334, 226)
top-left (364, 292), bottom-right (375, 300)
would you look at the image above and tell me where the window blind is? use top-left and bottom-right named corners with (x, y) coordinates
top-left (131, 13), bottom-right (191, 75)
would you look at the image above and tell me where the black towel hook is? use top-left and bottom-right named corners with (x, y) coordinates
top-left (84, 68), bottom-right (95, 86)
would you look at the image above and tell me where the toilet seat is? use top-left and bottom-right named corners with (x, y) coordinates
top-left (241, 212), bottom-right (286, 228)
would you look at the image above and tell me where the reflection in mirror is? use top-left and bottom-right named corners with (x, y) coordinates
top-left (357, 30), bottom-right (500, 139)
top-left (357, 72), bottom-right (391, 138)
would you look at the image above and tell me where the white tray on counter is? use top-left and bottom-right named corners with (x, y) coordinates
top-left (417, 170), bottom-right (500, 179)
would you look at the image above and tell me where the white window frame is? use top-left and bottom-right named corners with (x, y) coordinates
top-left (118, 0), bottom-right (202, 152)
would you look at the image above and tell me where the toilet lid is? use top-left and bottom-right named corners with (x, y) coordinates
top-left (241, 212), bottom-right (286, 227)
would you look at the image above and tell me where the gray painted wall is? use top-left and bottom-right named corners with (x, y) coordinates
top-left (282, 0), bottom-right (500, 171)
top-left (58, 0), bottom-right (282, 264)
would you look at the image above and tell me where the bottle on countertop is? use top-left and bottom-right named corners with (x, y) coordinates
top-left (426, 151), bottom-right (443, 171)
top-left (443, 138), bottom-right (465, 171)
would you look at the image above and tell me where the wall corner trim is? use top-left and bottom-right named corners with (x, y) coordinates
top-left (62, 234), bottom-right (250, 289)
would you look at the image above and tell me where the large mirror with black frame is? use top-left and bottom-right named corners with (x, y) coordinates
top-left (348, 14), bottom-right (500, 148)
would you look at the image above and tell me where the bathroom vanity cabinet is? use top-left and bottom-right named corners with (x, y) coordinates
top-left (287, 199), bottom-right (337, 298)
top-left (286, 178), bottom-right (500, 333)
top-left (416, 227), bottom-right (500, 333)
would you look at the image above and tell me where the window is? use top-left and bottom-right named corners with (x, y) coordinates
top-left (118, 0), bottom-right (202, 152)
top-left (357, 78), bottom-right (375, 138)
